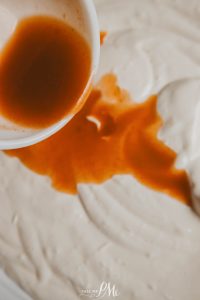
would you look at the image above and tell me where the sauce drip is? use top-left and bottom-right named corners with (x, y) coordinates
top-left (100, 32), bottom-right (107, 45)
top-left (6, 74), bottom-right (192, 205)
top-left (0, 16), bottom-right (91, 128)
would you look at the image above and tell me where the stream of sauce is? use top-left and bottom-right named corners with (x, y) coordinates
top-left (0, 15), bottom-right (91, 128)
top-left (6, 74), bottom-right (192, 205)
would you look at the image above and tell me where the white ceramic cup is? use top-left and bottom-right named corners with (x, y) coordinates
top-left (0, 0), bottom-right (100, 150)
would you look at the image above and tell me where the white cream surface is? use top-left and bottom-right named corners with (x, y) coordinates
top-left (1, 0), bottom-right (200, 299)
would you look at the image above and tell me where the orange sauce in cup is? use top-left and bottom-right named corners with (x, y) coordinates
top-left (0, 15), bottom-right (91, 128)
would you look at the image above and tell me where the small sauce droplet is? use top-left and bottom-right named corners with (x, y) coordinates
top-left (0, 15), bottom-right (91, 128)
top-left (100, 31), bottom-right (107, 45)
top-left (6, 74), bottom-right (192, 205)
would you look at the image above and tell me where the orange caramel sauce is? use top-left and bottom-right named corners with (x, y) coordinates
top-left (100, 31), bottom-right (107, 45)
top-left (0, 16), bottom-right (91, 129)
top-left (6, 74), bottom-right (192, 205)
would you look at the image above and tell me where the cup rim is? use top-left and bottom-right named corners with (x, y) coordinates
top-left (0, 0), bottom-right (100, 150)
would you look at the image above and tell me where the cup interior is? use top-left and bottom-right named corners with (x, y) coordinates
top-left (0, 0), bottom-right (100, 150)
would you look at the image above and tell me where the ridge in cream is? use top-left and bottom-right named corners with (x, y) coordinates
top-left (0, 0), bottom-right (99, 149)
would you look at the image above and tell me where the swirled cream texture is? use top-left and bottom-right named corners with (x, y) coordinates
top-left (1, 0), bottom-right (200, 300)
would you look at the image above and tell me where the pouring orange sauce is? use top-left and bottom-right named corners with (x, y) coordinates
top-left (6, 74), bottom-right (192, 205)
top-left (0, 15), bottom-right (91, 128)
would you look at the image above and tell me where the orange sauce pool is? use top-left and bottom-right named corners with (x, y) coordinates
top-left (6, 74), bottom-right (192, 205)
top-left (0, 15), bottom-right (91, 128)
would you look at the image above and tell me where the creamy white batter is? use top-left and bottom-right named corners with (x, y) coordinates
top-left (1, 0), bottom-right (200, 299)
